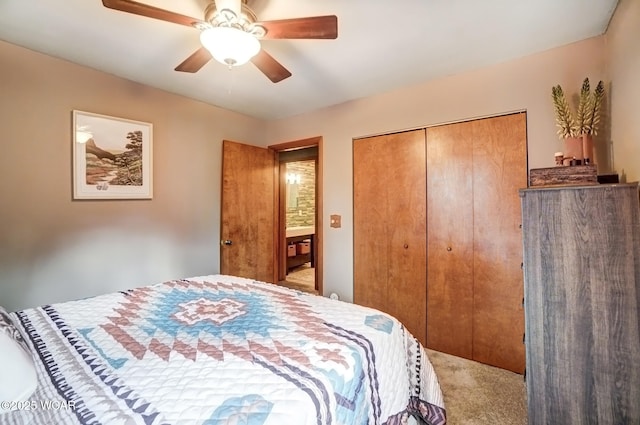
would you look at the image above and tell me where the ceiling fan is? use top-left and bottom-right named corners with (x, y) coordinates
top-left (101, 0), bottom-right (338, 83)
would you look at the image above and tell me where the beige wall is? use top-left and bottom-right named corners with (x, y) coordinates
top-left (606, 0), bottom-right (640, 182)
top-left (4, 10), bottom-right (636, 310)
top-left (0, 40), bottom-right (266, 311)
top-left (264, 36), bottom-right (608, 302)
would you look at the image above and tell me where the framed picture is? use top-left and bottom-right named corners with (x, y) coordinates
top-left (73, 110), bottom-right (153, 199)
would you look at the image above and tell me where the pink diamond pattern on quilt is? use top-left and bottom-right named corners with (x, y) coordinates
top-left (172, 297), bottom-right (247, 326)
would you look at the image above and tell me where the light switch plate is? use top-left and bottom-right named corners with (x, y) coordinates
top-left (330, 214), bottom-right (341, 228)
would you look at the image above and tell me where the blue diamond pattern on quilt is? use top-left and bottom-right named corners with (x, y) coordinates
top-left (364, 314), bottom-right (394, 334)
top-left (206, 394), bottom-right (273, 425)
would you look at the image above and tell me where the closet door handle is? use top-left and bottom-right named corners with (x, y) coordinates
top-left (446, 246), bottom-right (452, 251)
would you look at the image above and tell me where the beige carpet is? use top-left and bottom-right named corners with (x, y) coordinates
top-left (427, 349), bottom-right (527, 425)
top-left (277, 263), bottom-right (317, 294)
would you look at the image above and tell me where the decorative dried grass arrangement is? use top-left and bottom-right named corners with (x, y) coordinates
top-left (552, 78), bottom-right (605, 139)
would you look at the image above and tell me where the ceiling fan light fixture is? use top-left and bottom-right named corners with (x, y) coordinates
top-left (200, 26), bottom-right (260, 67)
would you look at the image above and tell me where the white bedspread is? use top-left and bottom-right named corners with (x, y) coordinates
top-left (3, 274), bottom-right (446, 425)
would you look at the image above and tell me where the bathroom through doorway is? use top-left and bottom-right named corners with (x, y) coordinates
top-left (277, 145), bottom-right (318, 294)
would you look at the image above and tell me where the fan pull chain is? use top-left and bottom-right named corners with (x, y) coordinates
top-left (226, 65), bottom-right (237, 95)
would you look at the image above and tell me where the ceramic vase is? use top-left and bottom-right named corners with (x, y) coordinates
top-left (581, 134), bottom-right (594, 165)
top-left (563, 137), bottom-right (584, 161)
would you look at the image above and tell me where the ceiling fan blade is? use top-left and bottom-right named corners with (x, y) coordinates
top-left (257, 15), bottom-right (337, 39)
top-left (102, 0), bottom-right (204, 28)
top-left (251, 50), bottom-right (292, 83)
top-left (175, 47), bottom-right (212, 73)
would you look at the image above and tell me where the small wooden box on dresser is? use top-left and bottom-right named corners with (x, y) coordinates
top-left (519, 183), bottom-right (640, 425)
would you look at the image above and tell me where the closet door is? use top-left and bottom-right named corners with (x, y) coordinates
top-left (426, 113), bottom-right (527, 373)
top-left (425, 121), bottom-right (475, 359)
top-left (353, 129), bottom-right (427, 345)
top-left (472, 113), bottom-right (527, 373)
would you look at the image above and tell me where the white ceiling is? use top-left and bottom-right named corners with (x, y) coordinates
top-left (0, 0), bottom-right (618, 120)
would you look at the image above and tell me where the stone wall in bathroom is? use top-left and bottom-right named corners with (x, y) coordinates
top-left (286, 160), bottom-right (315, 228)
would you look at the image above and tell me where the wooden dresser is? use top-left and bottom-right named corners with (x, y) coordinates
top-left (520, 183), bottom-right (640, 424)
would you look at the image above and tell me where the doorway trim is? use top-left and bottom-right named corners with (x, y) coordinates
top-left (269, 136), bottom-right (323, 295)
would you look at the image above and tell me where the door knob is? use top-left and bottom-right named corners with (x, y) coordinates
top-left (446, 246), bottom-right (452, 251)
top-left (221, 240), bottom-right (233, 246)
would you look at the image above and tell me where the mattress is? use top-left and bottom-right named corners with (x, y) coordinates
top-left (3, 274), bottom-right (446, 424)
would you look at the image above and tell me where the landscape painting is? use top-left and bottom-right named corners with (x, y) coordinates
top-left (73, 110), bottom-right (153, 199)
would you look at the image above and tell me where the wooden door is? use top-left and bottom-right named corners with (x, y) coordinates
top-left (471, 113), bottom-right (527, 373)
top-left (353, 129), bottom-right (427, 345)
top-left (220, 140), bottom-right (276, 283)
top-left (426, 113), bottom-right (527, 373)
top-left (426, 121), bottom-right (475, 360)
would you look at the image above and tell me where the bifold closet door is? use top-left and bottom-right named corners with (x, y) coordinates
top-left (471, 113), bottom-right (527, 373)
top-left (426, 120), bottom-right (475, 360)
top-left (426, 113), bottom-right (527, 373)
top-left (353, 129), bottom-right (427, 345)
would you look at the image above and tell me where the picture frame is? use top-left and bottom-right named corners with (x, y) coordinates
top-left (72, 110), bottom-right (153, 200)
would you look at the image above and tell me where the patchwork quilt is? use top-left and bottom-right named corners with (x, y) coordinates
top-left (3, 274), bottom-right (446, 425)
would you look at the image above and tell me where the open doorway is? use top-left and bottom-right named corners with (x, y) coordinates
top-left (281, 153), bottom-right (316, 292)
top-left (269, 137), bottom-right (322, 295)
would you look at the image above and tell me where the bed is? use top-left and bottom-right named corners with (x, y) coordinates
top-left (1, 274), bottom-right (446, 424)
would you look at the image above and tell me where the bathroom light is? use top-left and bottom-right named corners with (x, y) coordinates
top-left (286, 173), bottom-right (301, 184)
